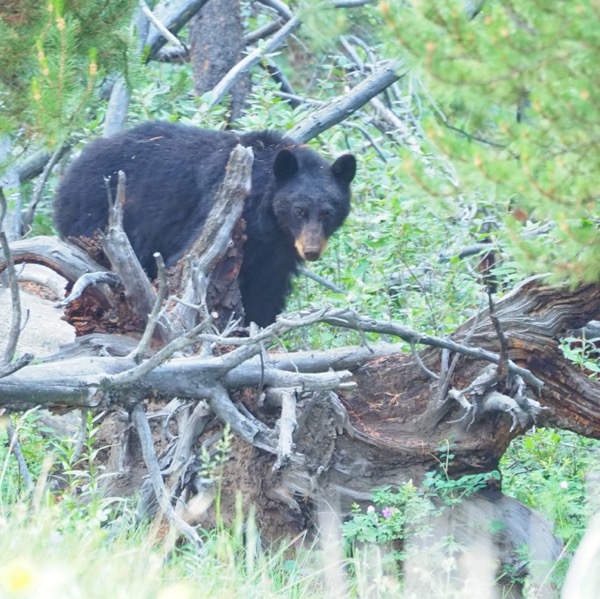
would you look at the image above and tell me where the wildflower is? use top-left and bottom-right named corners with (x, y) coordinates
top-left (560, 481), bottom-right (568, 489)
top-left (1, 558), bottom-right (35, 593)
top-left (381, 507), bottom-right (393, 519)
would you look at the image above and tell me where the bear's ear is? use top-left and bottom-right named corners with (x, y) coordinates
top-left (274, 149), bottom-right (299, 181)
top-left (331, 154), bottom-right (356, 185)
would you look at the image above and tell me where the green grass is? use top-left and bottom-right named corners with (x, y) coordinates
top-left (0, 503), bottom-right (166, 599)
top-left (2, 410), bottom-right (600, 597)
top-left (0, 494), bottom-right (399, 599)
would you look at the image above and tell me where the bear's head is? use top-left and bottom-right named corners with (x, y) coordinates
top-left (272, 147), bottom-right (356, 261)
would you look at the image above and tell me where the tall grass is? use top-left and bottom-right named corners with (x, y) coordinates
top-left (2, 411), bottom-right (600, 598)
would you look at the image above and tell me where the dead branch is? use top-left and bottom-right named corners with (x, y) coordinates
top-left (104, 315), bottom-right (214, 387)
top-left (0, 236), bottom-right (108, 282)
top-left (0, 331), bottom-right (390, 410)
top-left (204, 383), bottom-right (275, 452)
top-left (22, 141), bottom-right (72, 232)
top-left (289, 59), bottom-right (407, 143)
top-left (17, 149), bottom-right (56, 183)
top-left (159, 400), bottom-right (212, 477)
top-left (245, 19), bottom-right (284, 45)
top-left (145, 0), bottom-right (211, 61)
top-left (129, 253), bottom-right (170, 363)
top-left (256, 0), bottom-right (293, 20)
top-left (172, 143), bottom-right (253, 329)
top-left (103, 171), bottom-right (171, 341)
top-left (135, 399), bottom-right (215, 522)
top-left (131, 402), bottom-right (202, 546)
top-left (0, 188), bottom-right (22, 365)
top-left (487, 290), bottom-right (510, 378)
top-left (320, 306), bottom-right (543, 388)
top-left (57, 272), bottom-right (119, 307)
top-left (207, 17), bottom-right (301, 109)
top-left (140, 0), bottom-right (187, 53)
top-left (0, 354), bottom-right (34, 379)
top-left (273, 388), bottom-right (297, 470)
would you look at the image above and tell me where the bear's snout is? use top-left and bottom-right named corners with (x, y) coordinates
top-left (294, 224), bottom-right (327, 261)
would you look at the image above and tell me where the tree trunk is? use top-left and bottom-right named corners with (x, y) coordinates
top-left (189, 0), bottom-right (250, 121)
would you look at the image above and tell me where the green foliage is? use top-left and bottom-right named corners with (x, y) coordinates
top-left (501, 428), bottom-right (600, 548)
top-left (287, 146), bottom-right (492, 345)
top-left (560, 337), bottom-right (600, 379)
top-left (197, 424), bottom-right (233, 525)
top-left (0, 0), bottom-right (136, 143)
top-left (0, 409), bottom-right (125, 525)
top-left (297, 0), bottom-right (350, 52)
top-left (343, 481), bottom-right (435, 553)
top-left (379, 1), bottom-right (600, 284)
top-left (48, 411), bottom-right (109, 509)
top-left (342, 460), bottom-right (508, 595)
top-left (0, 410), bottom-right (49, 503)
top-left (0, 418), bottom-right (326, 598)
top-left (0, 0), bottom-right (47, 129)
top-left (342, 450), bottom-right (501, 563)
top-left (0, 493), bottom-right (336, 599)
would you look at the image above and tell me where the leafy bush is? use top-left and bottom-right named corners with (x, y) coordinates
top-left (342, 452), bottom-right (502, 592)
top-left (501, 428), bottom-right (600, 548)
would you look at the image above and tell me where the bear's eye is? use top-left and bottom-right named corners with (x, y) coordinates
top-left (318, 210), bottom-right (331, 221)
top-left (294, 207), bottom-right (307, 219)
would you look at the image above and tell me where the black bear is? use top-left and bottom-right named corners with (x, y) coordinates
top-left (54, 121), bottom-right (356, 326)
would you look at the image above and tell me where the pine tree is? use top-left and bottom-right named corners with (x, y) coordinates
top-left (380, 1), bottom-right (600, 283)
top-left (0, 0), bottom-right (136, 144)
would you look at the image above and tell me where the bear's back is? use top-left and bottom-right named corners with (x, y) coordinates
top-left (54, 122), bottom-right (248, 275)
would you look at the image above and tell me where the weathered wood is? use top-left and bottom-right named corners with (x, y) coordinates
top-left (319, 281), bottom-right (600, 491)
top-left (170, 143), bottom-right (253, 330)
top-left (200, 280), bottom-right (599, 580)
top-left (102, 170), bottom-right (165, 337)
top-left (0, 236), bottom-right (106, 282)
top-left (455, 280), bottom-right (600, 434)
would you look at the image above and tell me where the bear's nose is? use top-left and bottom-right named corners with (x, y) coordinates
top-left (303, 249), bottom-right (321, 261)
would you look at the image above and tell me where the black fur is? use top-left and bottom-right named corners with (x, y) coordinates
top-left (54, 121), bottom-right (356, 326)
